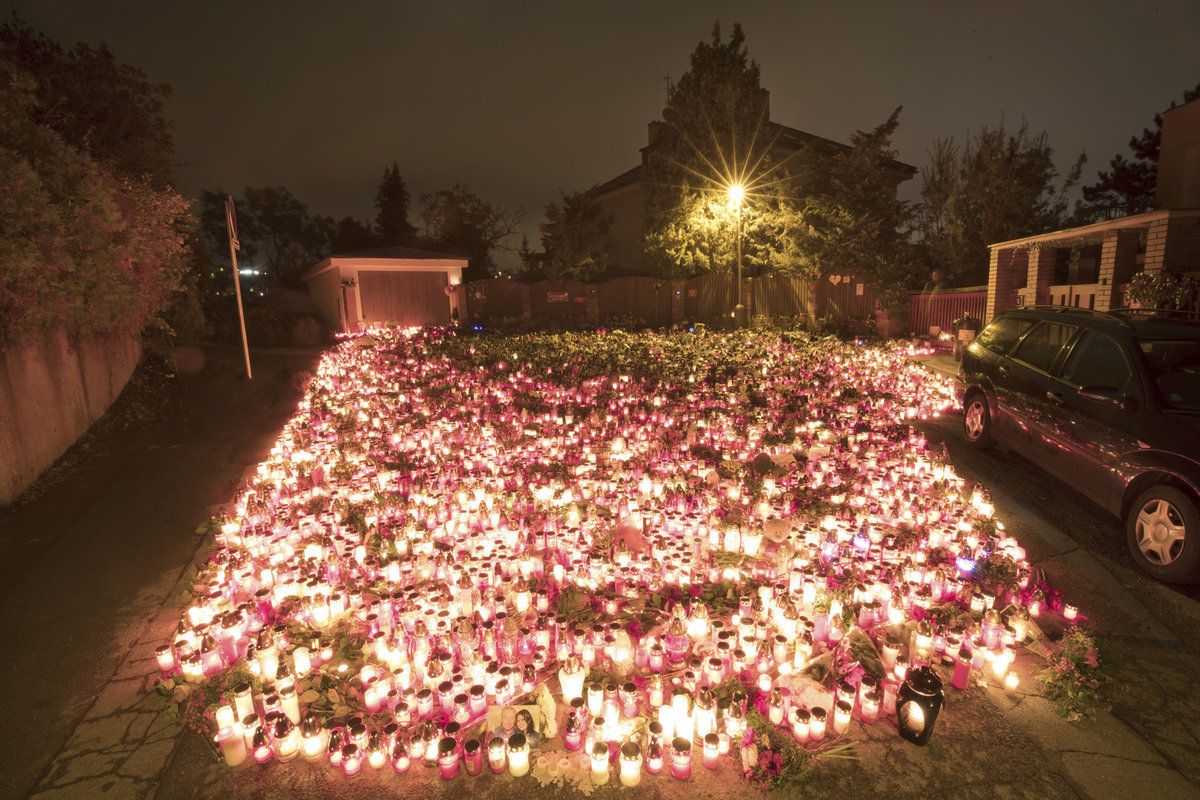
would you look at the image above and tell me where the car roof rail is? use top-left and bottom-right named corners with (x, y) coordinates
top-left (1109, 307), bottom-right (1200, 322)
top-left (1019, 305), bottom-right (1135, 329)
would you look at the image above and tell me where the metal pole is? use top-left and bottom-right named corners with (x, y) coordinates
top-left (225, 197), bottom-right (253, 380)
top-left (734, 201), bottom-right (745, 327)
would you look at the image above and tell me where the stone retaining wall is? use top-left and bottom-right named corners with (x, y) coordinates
top-left (0, 329), bottom-right (141, 504)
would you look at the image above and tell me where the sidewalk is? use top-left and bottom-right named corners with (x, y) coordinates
top-left (0, 347), bottom-right (319, 800)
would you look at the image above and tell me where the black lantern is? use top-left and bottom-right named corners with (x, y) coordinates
top-left (897, 665), bottom-right (944, 745)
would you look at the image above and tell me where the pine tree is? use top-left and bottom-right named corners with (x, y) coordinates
top-left (1076, 84), bottom-right (1200, 222)
top-left (374, 162), bottom-right (416, 246)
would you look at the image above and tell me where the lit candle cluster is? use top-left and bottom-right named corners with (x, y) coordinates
top-left (155, 328), bottom-right (1067, 783)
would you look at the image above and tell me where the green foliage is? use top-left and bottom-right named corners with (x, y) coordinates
top-left (0, 15), bottom-right (175, 186)
top-left (540, 186), bottom-right (613, 281)
top-left (419, 184), bottom-right (522, 280)
top-left (1125, 270), bottom-right (1200, 311)
top-left (1039, 626), bottom-right (1109, 720)
top-left (0, 70), bottom-right (190, 342)
top-left (916, 119), bottom-right (1085, 285)
top-left (374, 161), bottom-right (416, 246)
top-left (801, 108), bottom-right (920, 307)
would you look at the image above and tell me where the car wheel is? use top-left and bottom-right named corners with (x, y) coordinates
top-left (1125, 485), bottom-right (1200, 584)
top-left (963, 392), bottom-right (994, 448)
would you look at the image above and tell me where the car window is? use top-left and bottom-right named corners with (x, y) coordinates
top-left (1060, 331), bottom-right (1133, 393)
top-left (975, 316), bottom-right (1033, 354)
top-left (1138, 338), bottom-right (1200, 410)
top-left (1010, 322), bottom-right (1077, 373)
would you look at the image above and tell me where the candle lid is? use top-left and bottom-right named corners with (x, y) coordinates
top-left (904, 665), bottom-right (943, 695)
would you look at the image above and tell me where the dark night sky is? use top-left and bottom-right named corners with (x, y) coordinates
top-left (15, 1), bottom-right (1200, 267)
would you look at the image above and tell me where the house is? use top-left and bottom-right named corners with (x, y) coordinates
top-left (985, 97), bottom-right (1200, 320)
top-left (302, 246), bottom-right (467, 333)
top-left (593, 91), bottom-right (917, 274)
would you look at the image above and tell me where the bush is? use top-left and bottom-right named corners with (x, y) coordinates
top-left (0, 73), bottom-right (190, 343)
top-left (207, 288), bottom-right (329, 348)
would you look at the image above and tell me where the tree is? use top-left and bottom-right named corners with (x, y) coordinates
top-left (1076, 83), bottom-right (1200, 222)
top-left (806, 108), bottom-right (920, 305)
top-left (539, 187), bottom-right (613, 281)
top-left (915, 120), bottom-right (1084, 286)
top-left (0, 70), bottom-right (189, 341)
top-left (643, 22), bottom-right (776, 276)
top-left (517, 234), bottom-right (545, 279)
top-left (374, 162), bottom-right (416, 245)
top-left (419, 184), bottom-right (522, 279)
top-left (0, 15), bottom-right (174, 186)
top-left (331, 215), bottom-right (377, 253)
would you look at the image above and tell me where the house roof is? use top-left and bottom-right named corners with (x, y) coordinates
top-left (327, 245), bottom-right (470, 260)
top-left (594, 120), bottom-right (916, 198)
top-left (302, 246), bottom-right (469, 282)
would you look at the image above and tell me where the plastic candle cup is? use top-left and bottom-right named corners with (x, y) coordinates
top-left (619, 741), bottom-right (642, 787)
top-left (219, 725), bottom-right (247, 766)
top-left (464, 739), bottom-right (483, 776)
top-left (669, 737), bottom-right (692, 780)
top-left (833, 700), bottom-right (852, 735)
top-left (791, 708), bottom-right (810, 744)
top-left (590, 741), bottom-right (610, 785)
top-left (702, 733), bottom-right (720, 769)
top-left (438, 737), bottom-right (460, 779)
top-left (1064, 604), bottom-right (1078, 621)
top-left (559, 657), bottom-right (586, 703)
top-left (507, 733), bottom-right (530, 777)
top-left (233, 683), bottom-right (254, 722)
top-left (809, 707), bottom-right (827, 741)
top-left (156, 645), bottom-right (175, 673)
top-left (1004, 671), bottom-right (1020, 697)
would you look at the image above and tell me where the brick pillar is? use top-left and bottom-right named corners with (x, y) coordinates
top-left (985, 247), bottom-right (1019, 322)
top-left (1095, 229), bottom-right (1141, 311)
top-left (1024, 246), bottom-right (1054, 307)
top-left (1143, 217), bottom-right (1170, 274)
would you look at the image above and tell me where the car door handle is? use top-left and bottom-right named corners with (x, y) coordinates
top-left (997, 364), bottom-right (1009, 377)
top-left (1045, 390), bottom-right (1063, 403)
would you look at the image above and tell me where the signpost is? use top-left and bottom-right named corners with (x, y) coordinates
top-left (224, 195), bottom-right (253, 380)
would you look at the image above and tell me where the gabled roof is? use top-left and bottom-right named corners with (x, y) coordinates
top-left (594, 120), bottom-right (916, 198)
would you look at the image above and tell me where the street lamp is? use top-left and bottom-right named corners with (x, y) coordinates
top-left (728, 183), bottom-right (746, 327)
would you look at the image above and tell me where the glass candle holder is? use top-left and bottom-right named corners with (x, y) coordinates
top-left (487, 736), bottom-right (506, 774)
top-left (619, 741), bottom-right (643, 787)
top-left (391, 739), bottom-right (411, 773)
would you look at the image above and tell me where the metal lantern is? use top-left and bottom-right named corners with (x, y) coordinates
top-left (897, 665), bottom-right (944, 746)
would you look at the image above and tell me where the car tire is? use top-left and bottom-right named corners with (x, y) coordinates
top-left (1125, 485), bottom-right (1200, 584)
top-left (963, 392), bottom-right (994, 449)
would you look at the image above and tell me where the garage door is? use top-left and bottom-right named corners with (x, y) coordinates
top-left (357, 271), bottom-right (450, 327)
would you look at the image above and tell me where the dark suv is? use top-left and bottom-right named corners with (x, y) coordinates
top-left (958, 307), bottom-right (1200, 583)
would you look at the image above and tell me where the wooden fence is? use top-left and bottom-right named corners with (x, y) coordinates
top-left (463, 272), bottom-right (878, 328)
top-left (907, 287), bottom-right (987, 336)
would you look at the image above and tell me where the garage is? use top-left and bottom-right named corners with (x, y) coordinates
top-left (302, 246), bottom-right (467, 333)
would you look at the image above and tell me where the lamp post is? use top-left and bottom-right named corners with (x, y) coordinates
top-left (728, 184), bottom-right (746, 327)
